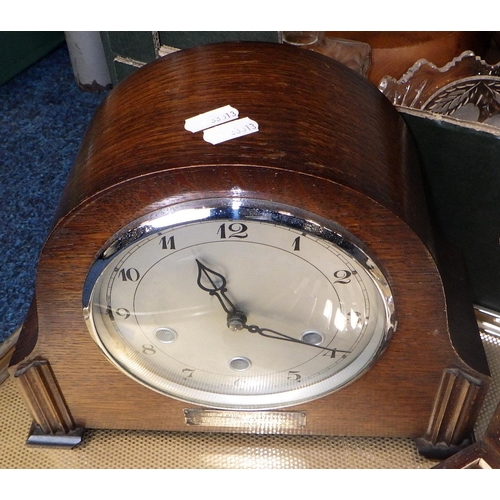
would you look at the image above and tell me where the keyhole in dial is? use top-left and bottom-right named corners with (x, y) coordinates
top-left (229, 357), bottom-right (252, 371)
top-left (155, 327), bottom-right (178, 343)
top-left (301, 330), bottom-right (324, 346)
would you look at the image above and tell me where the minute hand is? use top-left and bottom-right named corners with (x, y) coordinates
top-left (243, 324), bottom-right (350, 358)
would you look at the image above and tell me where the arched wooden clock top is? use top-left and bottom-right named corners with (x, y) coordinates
top-left (58, 42), bottom-right (430, 245)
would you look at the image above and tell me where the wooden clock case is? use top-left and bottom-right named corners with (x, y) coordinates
top-left (9, 42), bottom-right (490, 458)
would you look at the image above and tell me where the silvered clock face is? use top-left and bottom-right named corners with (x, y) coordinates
top-left (83, 198), bottom-right (396, 409)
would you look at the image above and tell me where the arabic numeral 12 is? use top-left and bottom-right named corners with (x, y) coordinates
top-left (217, 223), bottom-right (248, 239)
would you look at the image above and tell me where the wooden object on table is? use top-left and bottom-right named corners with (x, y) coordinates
top-left (9, 42), bottom-right (489, 457)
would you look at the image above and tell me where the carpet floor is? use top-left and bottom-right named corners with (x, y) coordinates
top-left (0, 42), bottom-right (108, 344)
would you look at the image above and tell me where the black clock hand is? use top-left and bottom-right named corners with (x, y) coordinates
top-left (244, 324), bottom-right (350, 358)
top-left (195, 260), bottom-right (350, 356)
top-left (196, 259), bottom-right (248, 330)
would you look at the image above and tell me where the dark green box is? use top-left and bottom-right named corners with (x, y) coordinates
top-left (100, 31), bottom-right (280, 86)
top-left (402, 110), bottom-right (500, 311)
top-left (0, 31), bottom-right (64, 85)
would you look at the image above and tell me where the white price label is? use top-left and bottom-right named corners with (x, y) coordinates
top-left (184, 105), bottom-right (239, 133)
top-left (203, 117), bottom-right (259, 145)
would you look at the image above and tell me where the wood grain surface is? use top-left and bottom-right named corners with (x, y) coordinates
top-left (10, 42), bottom-right (489, 442)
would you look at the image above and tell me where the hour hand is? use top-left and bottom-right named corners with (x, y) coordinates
top-left (196, 259), bottom-right (228, 296)
top-left (195, 260), bottom-right (246, 329)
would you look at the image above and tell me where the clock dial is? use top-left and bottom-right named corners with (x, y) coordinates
top-left (84, 199), bottom-right (395, 409)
